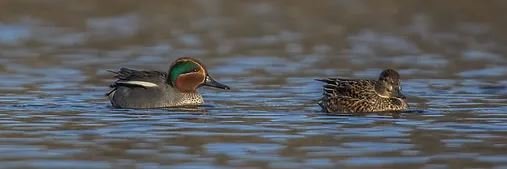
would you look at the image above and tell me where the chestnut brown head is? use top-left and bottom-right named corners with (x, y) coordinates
top-left (167, 57), bottom-right (230, 93)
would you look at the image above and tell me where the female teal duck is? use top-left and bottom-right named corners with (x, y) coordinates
top-left (106, 57), bottom-right (230, 108)
top-left (317, 69), bottom-right (408, 113)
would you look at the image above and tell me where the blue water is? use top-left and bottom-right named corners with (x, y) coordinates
top-left (0, 1), bottom-right (507, 169)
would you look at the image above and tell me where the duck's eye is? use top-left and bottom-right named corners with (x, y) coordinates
top-left (192, 68), bottom-right (199, 72)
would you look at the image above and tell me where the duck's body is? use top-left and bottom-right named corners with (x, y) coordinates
top-left (317, 69), bottom-right (408, 113)
top-left (107, 68), bottom-right (204, 108)
top-left (106, 57), bottom-right (229, 108)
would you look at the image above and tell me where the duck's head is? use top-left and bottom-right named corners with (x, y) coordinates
top-left (375, 69), bottom-right (406, 99)
top-left (167, 57), bottom-right (230, 93)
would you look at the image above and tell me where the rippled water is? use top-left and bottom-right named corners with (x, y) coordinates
top-left (1, 1), bottom-right (507, 168)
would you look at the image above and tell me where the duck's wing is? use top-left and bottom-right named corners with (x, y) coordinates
top-left (316, 78), bottom-right (376, 98)
top-left (106, 68), bottom-right (167, 96)
top-left (316, 78), bottom-right (378, 113)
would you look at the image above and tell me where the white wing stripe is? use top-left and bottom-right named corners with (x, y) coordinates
top-left (118, 81), bottom-right (159, 87)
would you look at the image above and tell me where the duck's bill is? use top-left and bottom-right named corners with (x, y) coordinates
top-left (203, 75), bottom-right (230, 90)
top-left (396, 91), bottom-right (407, 99)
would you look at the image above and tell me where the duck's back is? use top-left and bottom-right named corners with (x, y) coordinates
top-left (107, 68), bottom-right (173, 108)
top-left (317, 78), bottom-right (382, 113)
top-left (112, 68), bottom-right (167, 84)
top-left (318, 78), bottom-right (376, 98)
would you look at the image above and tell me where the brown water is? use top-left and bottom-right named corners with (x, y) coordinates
top-left (1, 1), bottom-right (507, 168)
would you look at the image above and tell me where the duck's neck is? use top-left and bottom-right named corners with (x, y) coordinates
top-left (374, 81), bottom-right (389, 98)
top-left (170, 87), bottom-right (204, 106)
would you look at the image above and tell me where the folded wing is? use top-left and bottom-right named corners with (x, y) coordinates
top-left (106, 68), bottom-right (167, 96)
top-left (316, 78), bottom-right (375, 99)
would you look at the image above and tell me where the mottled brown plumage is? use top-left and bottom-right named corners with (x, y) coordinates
top-left (317, 69), bottom-right (408, 113)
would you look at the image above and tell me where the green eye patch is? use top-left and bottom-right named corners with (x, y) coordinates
top-left (169, 61), bottom-right (199, 84)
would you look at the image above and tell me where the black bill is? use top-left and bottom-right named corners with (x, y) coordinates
top-left (396, 90), bottom-right (406, 99)
top-left (202, 75), bottom-right (230, 90)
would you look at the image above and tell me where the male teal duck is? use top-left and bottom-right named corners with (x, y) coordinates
top-left (106, 57), bottom-right (230, 108)
top-left (317, 69), bottom-right (408, 113)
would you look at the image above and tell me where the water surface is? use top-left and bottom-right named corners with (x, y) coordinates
top-left (0, 1), bottom-right (507, 168)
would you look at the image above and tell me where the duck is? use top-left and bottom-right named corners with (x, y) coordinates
top-left (106, 57), bottom-right (230, 108)
top-left (317, 69), bottom-right (408, 113)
